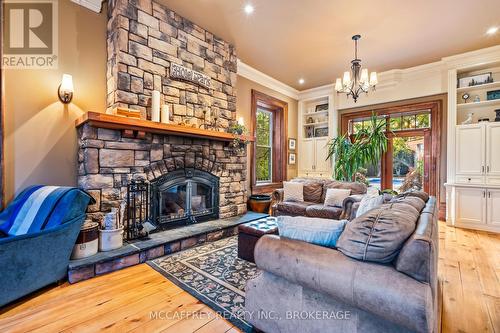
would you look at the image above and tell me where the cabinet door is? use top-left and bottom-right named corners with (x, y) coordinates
top-left (487, 189), bottom-right (500, 226)
top-left (314, 137), bottom-right (331, 174)
top-left (456, 125), bottom-right (485, 175)
top-left (299, 139), bottom-right (315, 173)
top-left (486, 123), bottom-right (500, 178)
top-left (455, 187), bottom-right (486, 225)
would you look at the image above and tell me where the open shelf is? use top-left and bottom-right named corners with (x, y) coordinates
top-left (457, 81), bottom-right (500, 93)
top-left (303, 110), bottom-right (328, 117)
top-left (457, 99), bottom-right (500, 110)
top-left (304, 121), bottom-right (328, 127)
top-left (75, 112), bottom-right (255, 142)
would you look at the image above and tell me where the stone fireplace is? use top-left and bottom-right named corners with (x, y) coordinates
top-left (77, 123), bottom-right (247, 228)
top-left (77, 0), bottom-right (246, 230)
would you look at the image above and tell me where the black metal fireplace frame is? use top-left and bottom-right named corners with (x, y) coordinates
top-left (150, 168), bottom-right (220, 228)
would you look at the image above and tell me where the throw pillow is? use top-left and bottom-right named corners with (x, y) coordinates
top-left (277, 216), bottom-right (347, 248)
top-left (283, 182), bottom-right (304, 202)
top-left (356, 195), bottom-right (385, 218)
top-left (324, 188), bottom-right (351, 207)
top-left (336, 202), bottom-right (420, 263)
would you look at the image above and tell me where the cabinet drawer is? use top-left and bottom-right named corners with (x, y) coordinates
top-left (456, 175), bottom-right (484, 184)
top-left (486, 177), bottom-right (500, 185)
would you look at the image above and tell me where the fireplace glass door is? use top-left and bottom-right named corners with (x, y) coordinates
top-left (151, 169), bottom-right (219, 228)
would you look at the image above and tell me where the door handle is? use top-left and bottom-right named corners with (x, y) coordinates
top-left (483, 191), bottom-right (486, 198)
top-left (488, 191), bottom-right (491, 198)
top-left (487, 166), bottom-right (490, 173)
top-left (482, 166), bottom-right (485, 173)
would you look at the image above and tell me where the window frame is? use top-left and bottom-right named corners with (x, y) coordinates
top-left (255, 107), bottom-right (273, 183)
top-left (251, 90), bottom-right (287, 194)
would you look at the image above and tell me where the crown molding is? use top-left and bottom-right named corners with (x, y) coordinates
top-left (442, 45), bottom-right (500, 69)
top-left (71, 0), bottom-right (103, 13)
top-left (237, 59), bottom-right (299, 100)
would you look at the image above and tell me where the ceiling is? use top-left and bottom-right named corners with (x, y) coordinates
top-left (160, 0), bottom-right (500, 90)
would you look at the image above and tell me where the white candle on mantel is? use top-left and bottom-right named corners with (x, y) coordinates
top-left (151, 90), bottom-right (161, 122)
top-left (161, 104), bottom-right (170, 124)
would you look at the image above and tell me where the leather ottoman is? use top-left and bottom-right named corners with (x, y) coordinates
top-left (238, 218), bottom-right (278, 263)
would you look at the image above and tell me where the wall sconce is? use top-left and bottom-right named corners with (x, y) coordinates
top-left (58, 74), bottom-right (74, 104)
top-left (237, 116), bottom-right (245, 126)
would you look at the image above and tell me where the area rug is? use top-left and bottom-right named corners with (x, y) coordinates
top-left (147, 236), bottom-right (259, 332)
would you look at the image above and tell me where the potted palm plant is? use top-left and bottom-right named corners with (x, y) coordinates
top-left (326, 115), bottom-right (388, 182)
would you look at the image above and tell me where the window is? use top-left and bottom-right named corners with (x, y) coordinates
top-left (256, 108), bottom-right (273, 182)
top-left (251, 90), bottom-right (287, 193)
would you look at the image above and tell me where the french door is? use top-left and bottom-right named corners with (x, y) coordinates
top-left (382, 129), bottom-right (432, 193)
top-left (341, 100), bottom-right (441, 198)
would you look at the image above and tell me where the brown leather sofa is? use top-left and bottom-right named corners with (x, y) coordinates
top-left (246, 195), bottom-right (439, 333)
top-left (272, 178), bottom-right (367, 220)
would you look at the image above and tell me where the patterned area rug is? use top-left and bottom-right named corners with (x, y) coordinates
top-left (148, 236), bottom-right (259, 332)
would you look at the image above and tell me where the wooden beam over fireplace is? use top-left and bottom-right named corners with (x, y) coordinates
top-left (76, 112), bottom-right (255, 142)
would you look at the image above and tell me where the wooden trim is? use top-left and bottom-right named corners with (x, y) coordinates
top-left (76, 112), bottom-right (255, 142)
top-left (250, 90), bottom-right (288, 194)
top-left (339, 98), bottom-right (443, 207)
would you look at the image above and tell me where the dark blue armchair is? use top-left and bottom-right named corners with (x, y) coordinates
top-left (0, 186), bottom-right (93, 307)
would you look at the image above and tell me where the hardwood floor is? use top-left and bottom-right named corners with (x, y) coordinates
top-left (0, 221), bottom-right (498, 333)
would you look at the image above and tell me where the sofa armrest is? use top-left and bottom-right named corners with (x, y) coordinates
top-left (340, 194), bottom-right (364, 220)
top-left (270, 189), bottom-right (284, 216)
top-left (272, 188), bottom-right (284, 203)
top-left (254, 235), bottom-right (433, 333)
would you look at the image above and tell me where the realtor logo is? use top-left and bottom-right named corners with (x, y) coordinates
top-left (2, 0), bottom-right (58, 69)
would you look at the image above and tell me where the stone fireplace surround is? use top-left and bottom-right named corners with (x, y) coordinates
top-left (78, 123), bottom-right (247, 226)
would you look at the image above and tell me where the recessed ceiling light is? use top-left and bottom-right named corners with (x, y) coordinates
top-left (298, 78), bottom-right (305, 85)
top-left (486, 26), bottom-right (498, 35)
top-left (244, 4), bottom-right (254, 15)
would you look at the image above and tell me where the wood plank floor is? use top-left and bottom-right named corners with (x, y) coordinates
top-left (0, 221), bottom-right (498, 333)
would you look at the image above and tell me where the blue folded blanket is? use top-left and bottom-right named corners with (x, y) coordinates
top-left (0, 185), bottom-right (84, 237)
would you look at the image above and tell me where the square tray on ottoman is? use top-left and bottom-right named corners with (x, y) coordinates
top-left (238, 218), bottom-right (278, 263)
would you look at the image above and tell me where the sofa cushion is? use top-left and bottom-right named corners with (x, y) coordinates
top-left (337, 200), bottom-right (421, 263)
top-left (395, 197), bottom-right (437, 283)
top-left (356, 194), bottom-right (385, 218)
top-left (393, 190), bottom-right (429, 203)
top-left (322, 181), bottom-right (367, 201)
top-left (302, 181), bottom-right (324, 203)
top-left (390, 196), bottom-right (427, 212)
top-left (276, 201), bottom-right (313, 216)
top-left (283, 182), bottom-right (304, 202)
top-left (305, 204), bottom-right (343, 219)
top-left (277, 216), bottom-right (347, 248)
top-left (324, 188), bottom-right (351, 207)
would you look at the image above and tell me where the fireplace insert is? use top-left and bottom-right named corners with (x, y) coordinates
top-left (150, 168), bottom-right (219, 228)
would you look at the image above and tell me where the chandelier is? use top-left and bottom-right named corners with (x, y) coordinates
top-left (335, 35), bottom-right (377, 103)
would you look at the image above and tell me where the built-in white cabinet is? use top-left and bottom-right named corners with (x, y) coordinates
top-left (486, 123), bottom-right (500, 179)
top-left (447, 62), bottom-right (500, 233)
top-left (453, 187), bottom-right (500, 230)
top-left (455, 187), bottom-right (486, 225)
top-left (301, 137), bottom-right (330, 177)
top-left (455, 122), bottom-right (500, 185)
top-left (297, 94), bottom-right (335, 178)
top-left (487, 189), bottom-right (500, 226)
top-left (455, 124), bottom-right (485, 176)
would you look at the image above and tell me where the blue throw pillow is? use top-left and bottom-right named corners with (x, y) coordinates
top-left (277, 216), bottom-right (347, 248)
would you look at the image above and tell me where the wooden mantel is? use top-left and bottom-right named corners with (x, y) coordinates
top-left (76, 112), bottom-right (254, 142)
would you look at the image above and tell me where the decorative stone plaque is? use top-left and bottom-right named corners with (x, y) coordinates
top-left (170, 63), bottom-right (211, 89)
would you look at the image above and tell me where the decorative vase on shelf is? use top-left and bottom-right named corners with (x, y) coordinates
top-left (495, 109), bottom-right (500, 122)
